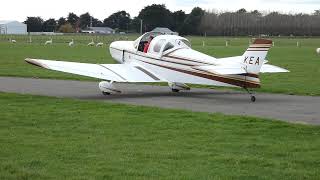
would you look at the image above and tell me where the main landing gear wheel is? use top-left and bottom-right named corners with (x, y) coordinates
top-left (251, 96), bottom-right (256, 102)
top-left (244, 88), bottom-right (256, 102)
top-left (102, 91), bottom-right (111, 96)
top-left (171, 89), bottom-right (180, 93)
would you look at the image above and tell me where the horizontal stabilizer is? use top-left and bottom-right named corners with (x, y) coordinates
top-left (260, 64), bottom-right (289, 73)
top-left (193, 65), bottom-right (246, 75)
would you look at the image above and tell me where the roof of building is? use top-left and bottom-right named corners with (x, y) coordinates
top-left (86, 27), bottom-right (114, 32)
top-left (0, 20), bottom-right (25, 25)
top-left (152, 27), bottom-right (178, 35)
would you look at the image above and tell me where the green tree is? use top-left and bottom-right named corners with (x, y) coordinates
top-left (42, 18), bottom-right (57, 32)
top-left (92, 18), bottom-right (103, 27)
top-left (57, 17), bottom-right (66, 29)
top-left (104, 11), bottom-right (131, 31)
top-left (172, 10), bottom-right (186, 32)
top-left (314, 10), bottom-right (320, 16)
top-left (237, 8), bottom-right (247, 14)
top-left (58, 23), bottom-right (75, 33)
top-left (24, 17), bottom-right (43, 32)
top-left (251, 10), bottom-right (262, 16)
top-left (130, 17), bottom-right (142, 33)
top-left (180, 7), bottom-right (204, 35)
top-left (67, 13), bottom-right (79, 28)
top-left (79, 12), bottom-right (91, 29)
top-left (138, 4), bottom-right (173, 32)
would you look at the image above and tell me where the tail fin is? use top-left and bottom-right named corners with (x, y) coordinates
top-left (242, 39), bottom-right (272, 74)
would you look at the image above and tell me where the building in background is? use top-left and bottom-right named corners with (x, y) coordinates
top-left (0, 20), bottom-right (27, 34)
top-left (81, 27), bottom-right (115, 34)
top-left (152, 27), bottom-right (178, 35)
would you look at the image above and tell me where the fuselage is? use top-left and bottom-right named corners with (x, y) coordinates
top-left (109, 34), bottom-right (260, 88)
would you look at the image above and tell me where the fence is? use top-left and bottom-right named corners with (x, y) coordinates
top-left (0, 34), bottom-right (319, 47)
top-left (0, 33), bottom-right (138, 45)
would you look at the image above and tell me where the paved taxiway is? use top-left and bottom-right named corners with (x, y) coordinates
top-left (0, 77), bottom-right (319, 125)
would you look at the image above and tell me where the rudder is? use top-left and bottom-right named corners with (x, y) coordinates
top-left (242, 39), bottom-right (272, 74)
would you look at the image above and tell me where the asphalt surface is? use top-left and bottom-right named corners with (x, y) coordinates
top-left (1, 77), bottom-right (319, 125)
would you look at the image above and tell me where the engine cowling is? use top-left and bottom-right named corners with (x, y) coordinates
top-left (99, 81), bottom-right (121, 94)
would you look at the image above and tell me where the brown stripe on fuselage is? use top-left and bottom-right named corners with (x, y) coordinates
top-left (241, 73), bottom-right (259, 78)
top-left (110, 47), bottom-right (259, 84)
top-left (252, 39), bottom-right (272, 44)
top-left (140, 60), bottom-right (260, 88)
top-left (165, 55), bottom-right (216, 66)
top-left (151, 57), bottom-right (259, 80)
top-left (162, 56), bottom-right (259, 79)
top-left (248, 46), bottom-right (271, 49)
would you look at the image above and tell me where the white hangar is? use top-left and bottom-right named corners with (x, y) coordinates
top-left (0, 20), bottom-right (27, 34)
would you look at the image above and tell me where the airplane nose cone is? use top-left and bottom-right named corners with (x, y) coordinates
top-left (110, 41), bottom-right (122, 50)
top-left (109, 41), bottom-right (124, 63)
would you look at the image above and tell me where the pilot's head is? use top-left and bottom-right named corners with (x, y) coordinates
top-left (148, 36), bottom-right (154, 42)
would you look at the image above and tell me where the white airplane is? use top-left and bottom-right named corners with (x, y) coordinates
top-left (25, 32), bottom-right (289, 102)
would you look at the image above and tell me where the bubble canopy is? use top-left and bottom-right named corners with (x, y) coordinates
top-left (134, 32), bottom-right (191, 55)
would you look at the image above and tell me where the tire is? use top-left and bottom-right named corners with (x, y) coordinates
top-left (171, 89), bottom-right (180, 93)
top-left (251, 96), bottom-right (256, 102)
top-left (102, 91), bottom-right (111, 95)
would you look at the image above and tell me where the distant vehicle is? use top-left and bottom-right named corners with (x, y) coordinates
top-left (119, 32), bottom-right (126, 35)
top-left (25, 32), bottom-right (289, 102)
top-left (81, 30), bottom-right (94, 34)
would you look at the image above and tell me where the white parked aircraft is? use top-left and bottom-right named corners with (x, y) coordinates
top-left (25, 32), bottom-right (289, 102)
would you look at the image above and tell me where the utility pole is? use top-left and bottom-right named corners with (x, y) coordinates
top-left (90, 16), bottom-right (93, 28)
top-left (140, 19), bottom-right (143, 34)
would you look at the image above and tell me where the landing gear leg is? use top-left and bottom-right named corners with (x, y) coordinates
top-left (244, 88), bottom-right (256, 102)
top-left (102, 91), bottom-right (111, 96)
top-left (171, 89), bottom-right (180, 93)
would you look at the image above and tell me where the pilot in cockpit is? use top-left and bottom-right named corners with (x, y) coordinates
top-left (143, 36), bottom-right (154, 53)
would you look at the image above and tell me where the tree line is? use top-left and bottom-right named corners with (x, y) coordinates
top-left (200, 9), bottom-right (320, 36)
top-left (24, 4), bottom-right (205, 34)
top-left (24, 4), bottom-right (320, 36)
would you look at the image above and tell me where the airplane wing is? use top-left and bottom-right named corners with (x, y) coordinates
top-left (25, 58), bottom-right (164, 82)
top-left (260, 64), bottom-right (289, 73)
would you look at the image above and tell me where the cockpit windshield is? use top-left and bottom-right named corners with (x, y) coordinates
top-left (134, 32), bottom-right (192, 56)
top-left (153, 39), bottom-right (166, 52)
top-left (180, 39), bottom-right (191, 48)
top-left (134, 32), bottom-right (162, 52)
top-left (163, 42), bottom-right (174, 52)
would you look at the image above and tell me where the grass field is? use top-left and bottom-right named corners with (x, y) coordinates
top-left (0, 35), bottom-right (319, 95)
top-left (1, 92), bottom-right (320, 179)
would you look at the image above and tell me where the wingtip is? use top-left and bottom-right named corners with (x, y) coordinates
top-left (280, 67), bottom-right (290, 73)
top-left (25, 58), bottom-right (48, 69)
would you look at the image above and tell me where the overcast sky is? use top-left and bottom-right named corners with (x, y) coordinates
top-left (1, 0), bottom-right (319, 21)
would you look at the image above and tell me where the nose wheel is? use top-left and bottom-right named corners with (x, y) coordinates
top-left (245, 88), bottom-right (256, 102)
top-left (102, 91), bottom-right (111, 96)
top-left (171, 89), bottom-right (180, 93)
top-left (250, 95), bottom-right (256, 102)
